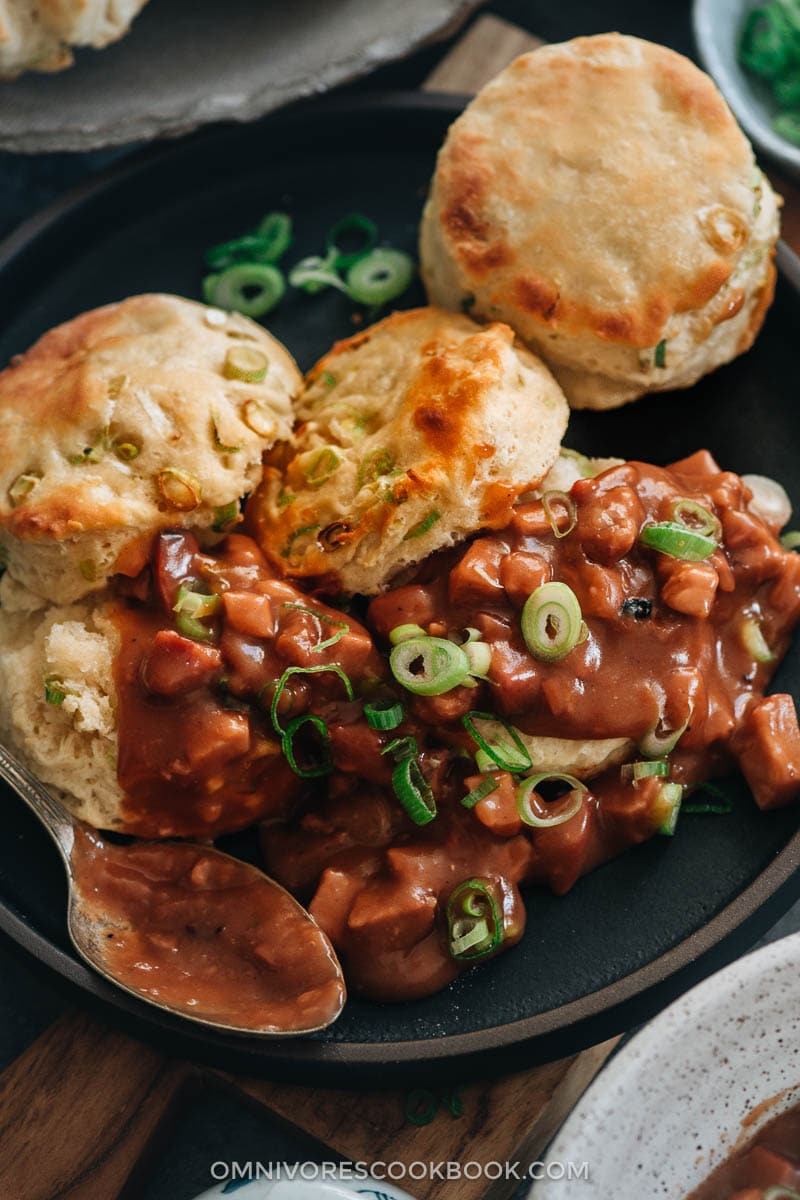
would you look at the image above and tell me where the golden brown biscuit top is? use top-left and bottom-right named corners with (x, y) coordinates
top-left (0, 293), bottom-right (300, 544)
top-left (430, 33), bottom-right (763, 347)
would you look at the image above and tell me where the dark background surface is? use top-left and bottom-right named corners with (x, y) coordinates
top-left (1, 2), bottom-right (798, 1197)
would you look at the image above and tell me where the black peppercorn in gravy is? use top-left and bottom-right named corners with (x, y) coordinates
top-left (90, 450), bottom-right (800, 1008)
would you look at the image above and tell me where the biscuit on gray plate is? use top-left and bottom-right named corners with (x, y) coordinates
top-left (249, 306), bottom-right (568, 595)
top-left (420, 33), bottom-right (780, 410)
top-left (0, 293), bottom-right (301, 604)
top-left (0, 0), bottom-right (148, 78)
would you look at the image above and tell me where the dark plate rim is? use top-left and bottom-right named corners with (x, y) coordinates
top-left (0, 90), bottom-right (799, 1081)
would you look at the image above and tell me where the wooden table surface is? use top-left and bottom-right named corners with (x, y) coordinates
top-left (1, 15), bottom-right (799, 1200)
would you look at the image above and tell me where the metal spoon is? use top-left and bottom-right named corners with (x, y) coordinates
top-left (0, 740), bottom-right (346, 1036)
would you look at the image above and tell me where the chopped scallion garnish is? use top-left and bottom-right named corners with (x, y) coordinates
top-left (363, 699), bottom-right (404, 731)
top-left (44, 676), bottom-right (67, 706)
top-left (446, 878), bottom-right (503, 961)
top-left (542, 490), bottom-right (577, 539)
top-left (282, 602), bottom-right (349, 652)
top-left (281, 713), bottom-right (332, 778)
top-left (390, 635), bottom-right (470, 696)
top-left (325, 213), bottom-right (378, 270)
top-left (206, 263), bottom-right (285, 318)
top-left (516, 774), bottom-right (587, 828)
top-left (157, 467), bottom-right (201, 512)
top-left (346, 248), bottom-right (414, 306)
top-left (461, 775), bottom-right (499, 810)
top-left (521, 581), bottom-right (584, 663)
top-left (639, 521), bottom-right (717, 561)
top-left (403, 510), bottom-right (441, 541)
top-left (267, 664), bottom-right (354, 735)
top-left (462, 712), bottom-right (532, 773)
top-left (223, 346), bottom-right (268, 384)
top-left (391, 754), bottom-right (436, 825)
top-left (654, 339), bottom-right (667, 368)
top-left (389, 624), bottom-right (427, 646)
top-left (8, 473), bottom-right (40, 507)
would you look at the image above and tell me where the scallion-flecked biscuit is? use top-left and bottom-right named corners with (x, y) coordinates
top-left (0, 0), bottom-right (148, 79)
top-left (420, 33), bottom-right (780, 410)
top-left (249, 306), bottom-right (568, 595)
top-left (0, 294), bottom-right (302, 603)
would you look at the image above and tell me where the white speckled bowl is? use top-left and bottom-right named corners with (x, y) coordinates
top-left (534, 932), bottom-right (800, 1198)
top-left (694, 0), bottom-right (800, 179)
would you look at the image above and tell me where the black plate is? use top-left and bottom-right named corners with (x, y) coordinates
top-left (0, 94), bottom-right (799, 1084)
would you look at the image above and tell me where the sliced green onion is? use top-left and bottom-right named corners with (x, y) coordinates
top-left (446, 878), bottom-right (502, 961)
top-left (670, 498), bottom-right (722, 541)
top-left (255, 212), bottom-right (292, 260)
top-left (212, 500), bottom-right (240, 532)
top-left (176, 613), bottom-right (214, 642)
top-left (542, 490), bottom-right (577, 539)
top-left (114, 442), bottom-right (139, 462)
top-left (403, 510), bottom-right (441, 541)
top-left (241, 399), bottom-right (277, 438)
top-left (303, 448), bottom-right (340, 488)
top-left (78, 560), bottom-right (97, 582)
top-left (654, 339), bottom-right (667, 368)
top-left (461, 775), bottom-right (499, 810)
top-left (516, 774), bottom-right (587, 828)
top-left (656, 782), bottom-right (684, 836)
top-left (389, 623), bottom-right (427, 646)
top-left (210, 413), bottom-right (242, 456)
top-left (44, 677), bottom-right (67, 706)
top-left (282, 713), bottom-right (332, 778)
top-left (289, 249), bottom-right (348, 295)
top-left (325, 213), bottom-right (378, 270)
top-left (450, 627), bottom-right (482, 645)
top-left (404, 1089), bottom-right (439, 1127)
top-left (464, 641), bottom-right (492, 678)
top-left (639, 521), bottom-right (716, 561)
top-left (762, 1189), bottom-right (800, 1200)
top-left (740, 615), bottom-right (775, 663)
top-left (202, 274), bottom-right (220, 305)
top-left (521, 581), bottom-right (584, 663)
top-left (268, 664), bottom-right (354, 735)
top-left (390, 636), bottom-right (469, 696)
top-left (281, 522), bottom-right (321, 560)
top-left (68, 441), bottom-right (104, 465)
top-left (463, 712), bottom-right (532, 773)
top-left (380, 734), bottom-right (418, 762)
top-left (682, 799), bottom-right (734, 815)
top-left (357, 447), bottom-right (395, 489)
top-left (157, 467), bottom-right (201, 512)
top-left (174, 584), bottom-right (220, 619)
top-left (8, 473), bottom-right (40, 507)
top-left (621, 759), bottom-right (669, 782)
top-left (781, 530), bottom-right (800, 550)
top-left (282, 602), bottom-right (349, 653)
top-left (364, 700), bottom-right (404, 731)
top-left (223, 346), bottom-right (268, 383)
top-left (322, 371), bottom-right (337, 389)
top-left (208, 263), bottom-right (285, 318)
top-left (638, 716), bottom-right (690, 759)
top-left (346, 248), bottom-right (414, 307)
top-left (392, 755), bottom-right (436, 825)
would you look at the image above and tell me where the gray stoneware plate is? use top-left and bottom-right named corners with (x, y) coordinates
top-left (0, 94), bottom-right (798, 1084)
top-left (0, 0), bottom-right (480, 153)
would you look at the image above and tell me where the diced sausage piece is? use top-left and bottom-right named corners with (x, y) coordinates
top-left (346, 880), bottom-right (437, 951)
top-left (574, 484), bottom-right (642, 564)
top-left (659, 560), bottom-right (719, 619)
top-left (309, 867), bottom-right (365, 945)
top-left (448, 536), bottom-right (507, 604)
top-left (222, 591), bottom-right (275, 638)
top-left (499, 552), bottom-right (550, 608)
top-left (141, 630), bottom-right (222, 696)
top-left (181, 707), bottom-right (251, 774)
top-left (154, 531), bottom-right (199, 613)
top-left (531, 802), bottom-right (597, 896)
top-left (741, 1146), bottom-right (800, 1190)
top-left (467, 772), bottom-right (522, 837)
top-left (736, 694), bottom-right (800, 810)
top-left (412, 686), bottom-right (476, 725)
top-left (367, 584), bottom-right (438, 639)
top-left (669, 449), bottom-right (722, 481)
top-left (722, 509), bottom-right (783, 580)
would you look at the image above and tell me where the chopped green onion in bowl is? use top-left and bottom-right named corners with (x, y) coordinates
top-left (738, 2), bottom-right (800, 146)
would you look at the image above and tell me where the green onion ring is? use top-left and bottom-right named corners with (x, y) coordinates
top-left (621, 759), bottom-right (670, 783)
top-left (464, 641), bottom-right (492, 678)
top-left (542, 490), bottom-right (577, 539)
top-left (208, 263), bottom-right (286, 318)
top-left (781, 530), bottom-right (800, 550)
top-left (282, 602), bottom-right (349, 653)
top-left (656, 782), bottom-right (684, 836)
top-left (288, 249), bottom-right (348, 295)
top-left (446, 879), bottom-right (502, 961)
top-left (654, 339), bottom-right (667, 368)
top-left (638, 713), bottom-right (691, 759)
top-left (363, 699), bottom-right (404, 731)
top-left (281, 713), bottom-right (332, 778)
top-left (639, 521), bottom-right (717, 561)
top-left (521, 581), bottom-right (584, 663)
top-left (762, 1189), bottom-right (800, 1200)
top-left (740, 615), bottom-right (775, 663)
top-left (173, 584), bottom-right (220, 619)
top-left (461, 776), bottom-right (500, 810)
top-left (212, 500), bottom-right (240, 532)
top-left (223, 345), bottom-right (268, 383)
top-left (516, 774), bottom-right (587, 829)
top-left (44, 677), bottom-right (67, 706)
top-left (268, 664), bottom-right (354, 735)
top-left (390, 636), bottom-right (470, 696)
top-left (175, 613), bottom-right (214, 642)
top-left (380, 734), bottom-right (418, 762)
top-left (325, 213), bottom-right (378, 270)
top-left (255, 212), bottom-right (292, 260)
top-left (670, 498), bottom-right (722, 541)
top-left (462, 712), bottom-right (533, 773)
top-left (392, 755), bottom-right (436, 825)
top-left (302, 447), bottom-right (340, 488)
top-left (346, 248), bottom-right (414, 306)
top-left (389, 623), bottom-right (427, 646)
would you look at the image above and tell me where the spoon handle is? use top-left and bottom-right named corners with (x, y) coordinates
top-left (0, 742), bottom-right (74, 860)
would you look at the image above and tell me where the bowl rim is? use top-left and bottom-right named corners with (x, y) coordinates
top-left (693, 0), bottom-right (800, 176)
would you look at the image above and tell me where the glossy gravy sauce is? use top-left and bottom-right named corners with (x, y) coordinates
top-left (688, 1099), bottom-right (800, 1198)
top-left (70, 826), bottom-right (344, 1031)
top-left (100, 451), bottom-right (800, 1004)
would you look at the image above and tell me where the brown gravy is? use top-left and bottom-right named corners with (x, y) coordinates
top-left (688, 1099), bottom-right (800, 1198)
top-left (70, 826), bottom-right (345, 1032)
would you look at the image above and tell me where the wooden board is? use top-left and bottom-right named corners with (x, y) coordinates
top-left (2, 15), bottom-right (798, 1200)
